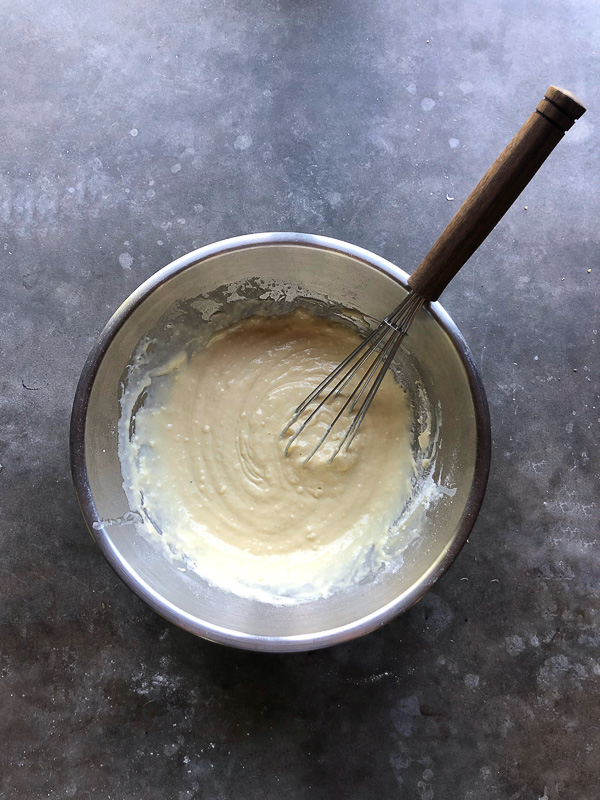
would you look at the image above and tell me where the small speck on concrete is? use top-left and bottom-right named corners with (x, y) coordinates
top-left (234, 134), bottom-right (253, 151)
top-left (119, 253), bottom-right (133, 270)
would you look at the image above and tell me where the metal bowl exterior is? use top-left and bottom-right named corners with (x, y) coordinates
top-left (70, 233), bottom-right (491, 652)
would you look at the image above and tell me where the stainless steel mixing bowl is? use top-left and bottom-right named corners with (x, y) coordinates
top-left (70, 233), bottom-right (491, 652)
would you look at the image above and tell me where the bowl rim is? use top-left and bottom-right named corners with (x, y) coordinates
top-left (70, 232), bottom-right (491, 652)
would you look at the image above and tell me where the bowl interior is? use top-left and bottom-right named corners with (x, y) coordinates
top-left (77, 237), bottom-right (488, 650)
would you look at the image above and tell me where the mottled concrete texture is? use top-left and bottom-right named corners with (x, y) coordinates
top-left (1, 0), bottom-right (598, 797)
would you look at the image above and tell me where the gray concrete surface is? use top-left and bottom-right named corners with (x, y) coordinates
top-left (1, 0), bottom-right (598, 797)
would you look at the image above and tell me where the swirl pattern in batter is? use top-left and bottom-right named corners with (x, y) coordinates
top-left (119, 309), bottom-right (416, 602)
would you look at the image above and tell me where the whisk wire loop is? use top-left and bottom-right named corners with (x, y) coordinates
top-left (281, 291), bottom-right (425, 462)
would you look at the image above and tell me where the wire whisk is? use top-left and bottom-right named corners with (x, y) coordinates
top-left (281, 85), bottom-right (585, 462)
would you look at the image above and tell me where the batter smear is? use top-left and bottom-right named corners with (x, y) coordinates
top-left (119, 309), bottom-right (416, 602)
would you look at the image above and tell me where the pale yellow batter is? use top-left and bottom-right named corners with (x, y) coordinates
top-left (119, 310), bottom-right (416, 602)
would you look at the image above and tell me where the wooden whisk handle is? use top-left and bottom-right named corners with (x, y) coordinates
top-left (407, 86), bottom-right (586, 302)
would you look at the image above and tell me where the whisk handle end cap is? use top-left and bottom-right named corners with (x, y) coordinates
top-left (540, 86), bottom-right (586, 130)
